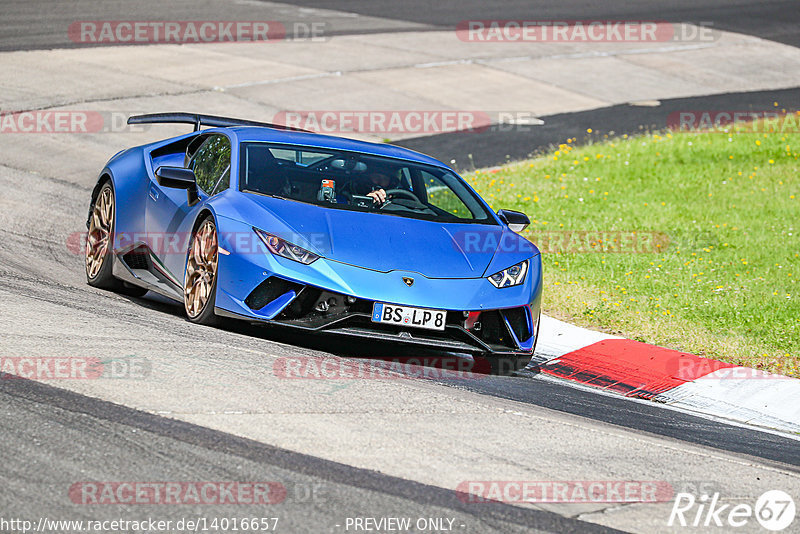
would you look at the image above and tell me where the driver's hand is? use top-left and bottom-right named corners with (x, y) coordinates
top-left (367, 189), bottom-right (387, 204)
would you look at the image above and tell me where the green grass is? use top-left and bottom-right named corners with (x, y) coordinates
top-left (468, 120), bottom-right (800, 376)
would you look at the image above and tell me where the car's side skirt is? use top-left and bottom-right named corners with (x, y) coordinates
top-left (112, 243), bottom-right (183, 302)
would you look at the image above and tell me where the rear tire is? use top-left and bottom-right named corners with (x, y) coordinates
top-left (85, 181), bottom-right (148, 297)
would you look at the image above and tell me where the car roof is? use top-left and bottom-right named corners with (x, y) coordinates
top-left (226, 126), bottom-right (451, 169)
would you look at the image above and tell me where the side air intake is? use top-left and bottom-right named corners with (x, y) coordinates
top-left (245, 277), bottom-right (304, 311)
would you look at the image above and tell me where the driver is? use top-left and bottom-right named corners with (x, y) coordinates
top-left (346, 171), bottom-right (399, 205)
top-left (364, 172), bottom-right (393, 205)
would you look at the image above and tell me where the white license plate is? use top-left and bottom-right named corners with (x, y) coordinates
top-left (371, 303), bottom-right (446, 331)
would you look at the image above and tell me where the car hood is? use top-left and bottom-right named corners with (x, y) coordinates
top-left (235, 195), bottom-right (530, 279)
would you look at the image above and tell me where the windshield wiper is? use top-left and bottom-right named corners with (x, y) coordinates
top-left (242, 189), bottom-right (286, 200)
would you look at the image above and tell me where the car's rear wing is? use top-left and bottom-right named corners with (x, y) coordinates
top-left (127, 112), bottom-right (310, 133)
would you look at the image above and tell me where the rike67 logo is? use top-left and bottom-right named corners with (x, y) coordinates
top-left (668, 490), bottom-right (795, 531)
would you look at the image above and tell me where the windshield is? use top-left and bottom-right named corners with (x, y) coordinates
top-left (239, 142), bottom-right (495, 224)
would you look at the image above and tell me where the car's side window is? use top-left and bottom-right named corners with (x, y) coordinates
top-left (421, 170), bottom-right (474, 219)
top-left (268, 147), bottom-right (330, 167)
top-left (189, 134), bottom-right (231, 196)
top-left (210, 167), bottom-right (230, 196)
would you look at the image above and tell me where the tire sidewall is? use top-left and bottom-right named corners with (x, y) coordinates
top-left (86, 181), bottom-right (116, 287)
top-left (185, 215), bottom-right (219, 325)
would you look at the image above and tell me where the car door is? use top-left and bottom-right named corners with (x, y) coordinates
top-left (146, 133), bottom-right (231, 281)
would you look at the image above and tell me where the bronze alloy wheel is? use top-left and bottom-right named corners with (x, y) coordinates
top-left (85, 184), bottom-right (114, 280)
top-left (184, 219), bottom-right (218, 319)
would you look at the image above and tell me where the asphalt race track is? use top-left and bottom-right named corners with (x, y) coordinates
top-left (0, 378), bottom-right (611, 534)
top-left (1, 0), bottom-right (799, 50)
top-left (288, 0), bottom-right (800, 48)
top-left (1, 1), bottom-right (799, 533)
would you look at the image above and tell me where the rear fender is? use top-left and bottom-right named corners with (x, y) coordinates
top-left (88, 148), bottom-right (150, 241)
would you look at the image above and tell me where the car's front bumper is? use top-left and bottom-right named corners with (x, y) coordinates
top-left (216, 295), bottom-right (540, 356)
top-left (214, 220), bottom-right (542, 355)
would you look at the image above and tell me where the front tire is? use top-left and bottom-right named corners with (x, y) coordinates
top-left (184, 216), bottom-right (220, 325)
top-left (85, 181), bottom-right (147, 297)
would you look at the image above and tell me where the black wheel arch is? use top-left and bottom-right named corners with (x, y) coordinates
top-left (191, 208), bottom-right (216, 235)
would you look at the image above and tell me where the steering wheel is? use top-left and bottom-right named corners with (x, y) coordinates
top-left (383, 189), bottom-right (418, 202)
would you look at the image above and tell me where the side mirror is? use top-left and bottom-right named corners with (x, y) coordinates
top-left (155, 166), bottom-right (199, 206)
top-left (497, 209), bottom-right (530, 233)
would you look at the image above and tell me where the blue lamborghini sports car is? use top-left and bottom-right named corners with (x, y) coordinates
top-left (85, 113), bottom-right (542, 366)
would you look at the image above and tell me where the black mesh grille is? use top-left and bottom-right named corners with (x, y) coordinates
top-left (122, 249), bottom-right (149, 270)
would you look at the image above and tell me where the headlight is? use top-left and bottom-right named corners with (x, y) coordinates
top-left (488, 260), bottom-right (528, 288)
top-left (254, 228), bottom-right (320, 265)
